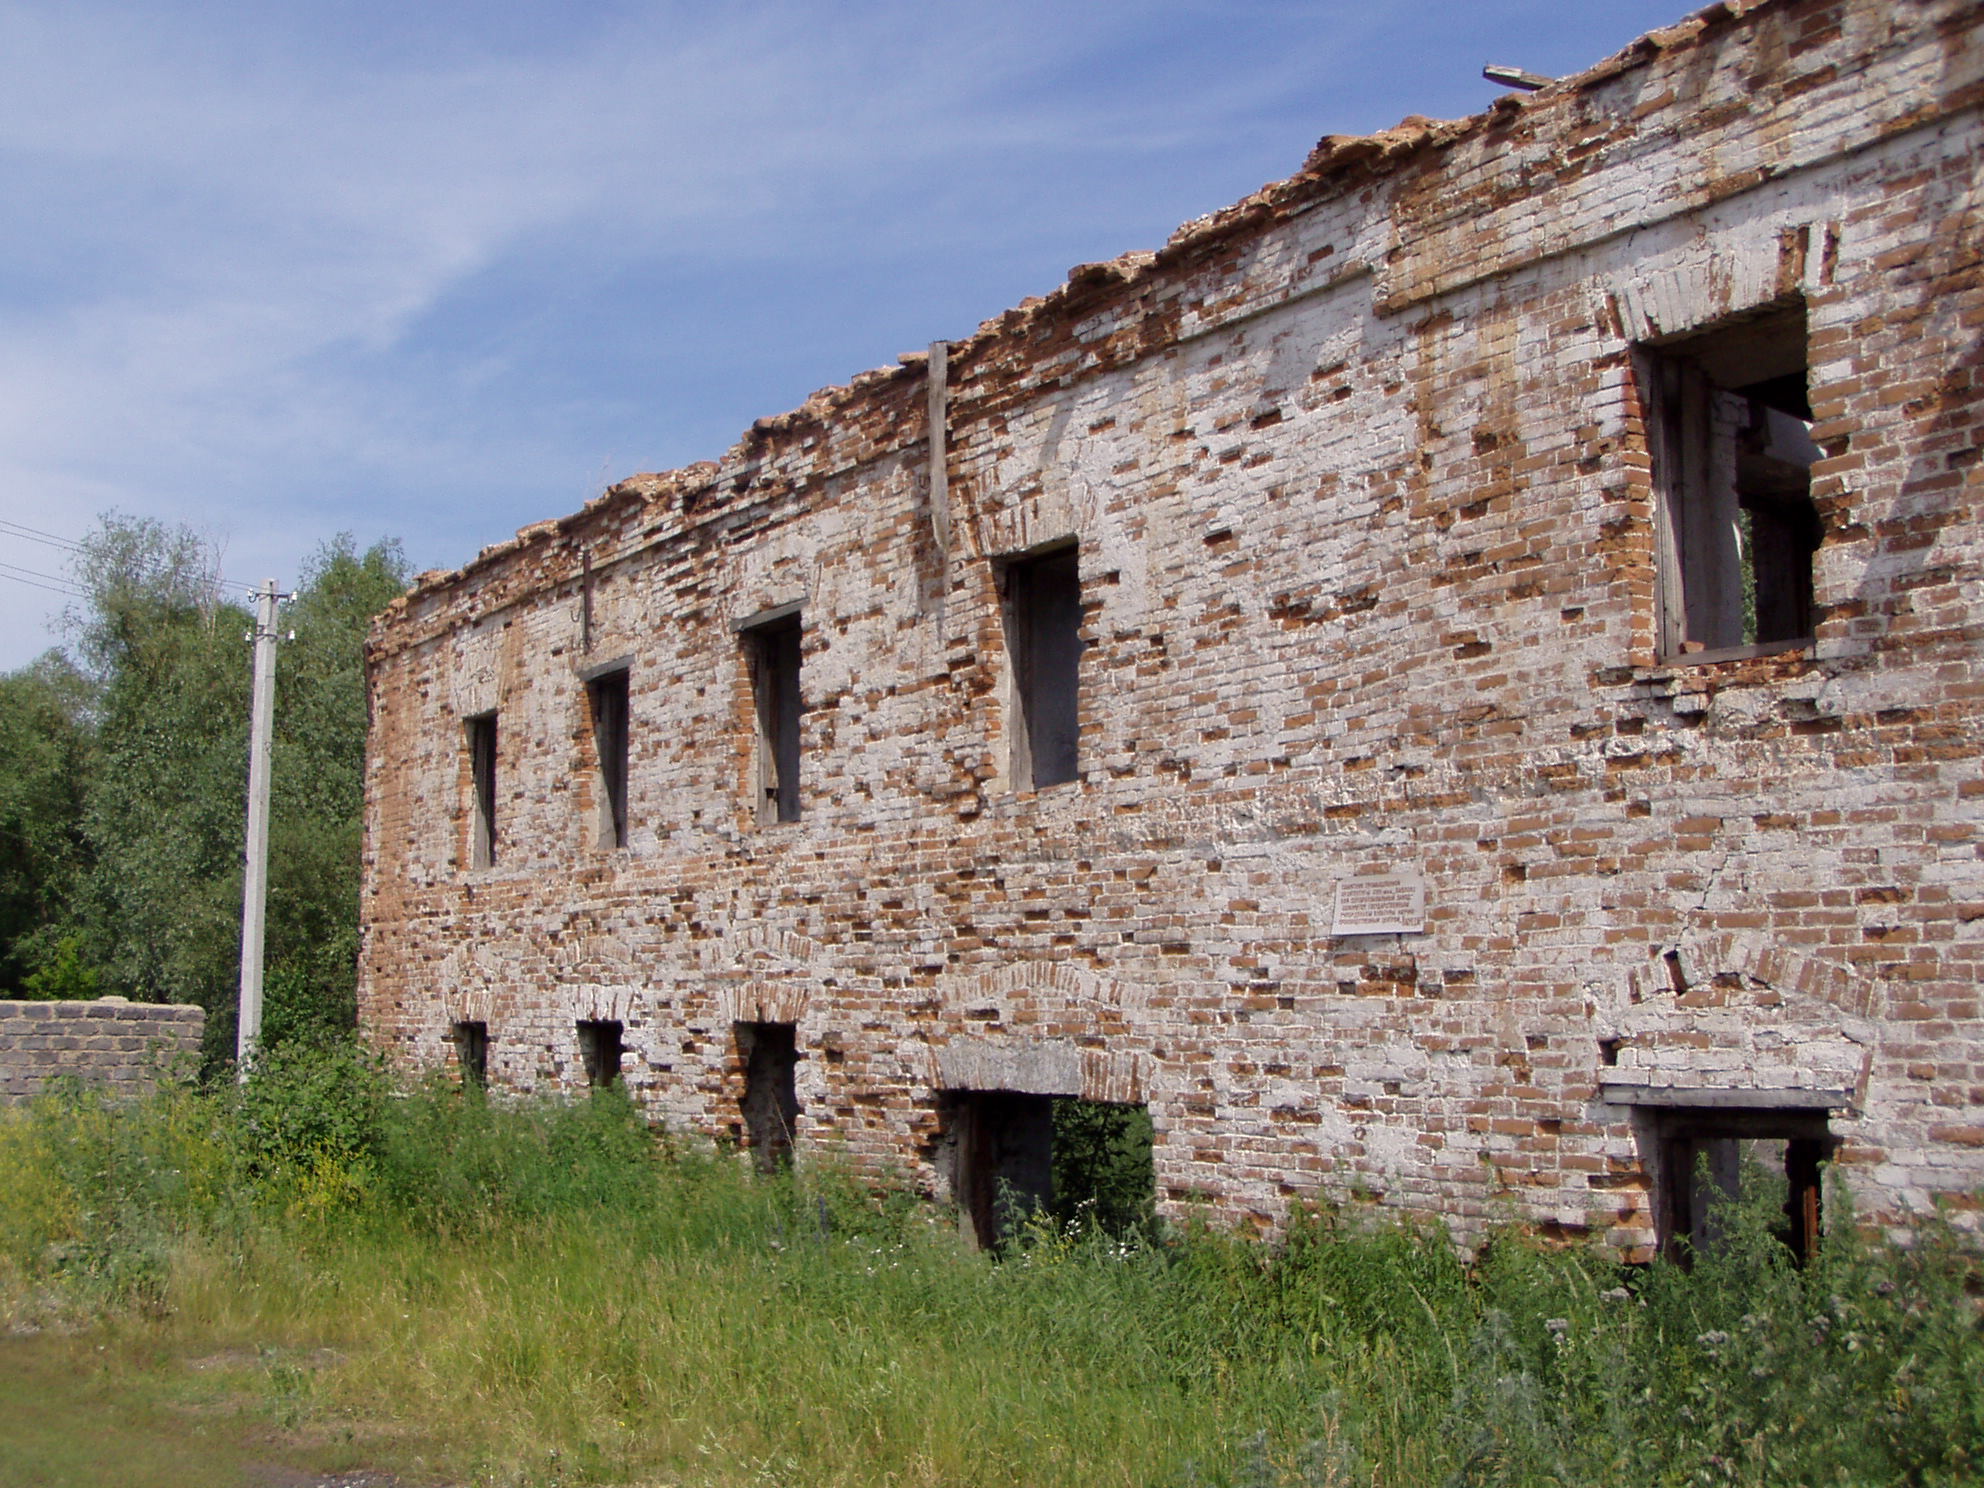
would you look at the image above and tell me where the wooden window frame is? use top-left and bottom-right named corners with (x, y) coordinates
top-left (998, 542), bottom-right (1083, 793)
top-left (587, 667), bottom-right (631, 849)
top-left (741, 610), bottom-right (803, 825)
top-left (465, 711), bottom-right (498, 869)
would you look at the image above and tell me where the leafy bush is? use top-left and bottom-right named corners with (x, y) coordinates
top-left (0, 1079), bottom-right (229, 1308)
top-left (370, 1075), bottom-right (666, 1232)
top-left (1051, 1097), bottom-right (1157, 1240)
top-left (1221, 1184), bottom-right (1984, 1487)
top-left (228, 1036), bottom-right (390, 1208)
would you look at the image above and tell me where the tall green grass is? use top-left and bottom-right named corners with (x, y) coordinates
top-left (2, 1045), bottom-right (1979, 1487)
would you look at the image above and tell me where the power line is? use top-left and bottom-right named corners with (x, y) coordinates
top-left (0, 564), bottom-right (268, 607)
top-left (0, 524), bottom-right (260, 603)
top-left (0, 571), bottom-right (80, 599)
top-left (0, 557), bottom-right (263, 606)
top-left (0, 519), bottom-right (85, 554)
top-left (0, 561), bottom-right (88, 599)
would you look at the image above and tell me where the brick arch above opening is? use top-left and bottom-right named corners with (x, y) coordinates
top-left (935, 960), bottom-right (1156, 1016)
top-left (1662, 930), bottom-right (1884, 1022)
top-left (1599, 931), bottom-right (1882, 1113)
top-left (697, 925), bottom-right (825, 978)
top-left (699, 926), bottom-right (827, 1027)
top-left (714, 979), bottom-right (812, 1027)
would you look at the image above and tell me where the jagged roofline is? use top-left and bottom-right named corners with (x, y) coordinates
top-left (384, 0), bottom-right (1776, 615)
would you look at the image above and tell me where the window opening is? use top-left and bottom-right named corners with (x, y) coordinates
top-left (465, 712), bottom-right (498, 868)
top-left (1654, 1109), bottom-right (1832, 1263)
top-left (576, 1019), bottom-right (624, 1089)
top-left (588, 668), bottom-right (630, 849)
top-left (943, 1092), bottom-right (1154, 1250)
top-left (736, 1021), bottom-right (801, 1172)
top-left (1000, 544), bottom-right (1082, 791)
top-left (452, 1020), bottom-right (488, 1088)
top-left (1637, 301), bottom-right (1821, 659)
top-left (743, 612), bottom-right (802, 823)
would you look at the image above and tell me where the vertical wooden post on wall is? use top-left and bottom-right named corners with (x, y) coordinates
top-left (927, 341), bottom-right (952, 562)
top-left (1642, 352), bottom-right (1688, 659)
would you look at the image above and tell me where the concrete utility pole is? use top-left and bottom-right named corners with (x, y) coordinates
top-left (237, 579), bottom-right (282, 1080)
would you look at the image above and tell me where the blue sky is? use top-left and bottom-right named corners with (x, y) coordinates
top-left (0, 0), bottom-right (1693, 669)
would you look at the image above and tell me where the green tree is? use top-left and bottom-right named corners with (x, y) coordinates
top-left (67, 518), bottom-right (252, 1048)
top-left (1051, 1098), bottom-right (1158, 1240)
top-left (0, 656), bottom-right (94, 994)
top-left (20, 936), bottom-right (100, 1000)
top-left (262, 536), bottom-right (409, 1045)
top-left (11, 515), bottom-right (408, 1067)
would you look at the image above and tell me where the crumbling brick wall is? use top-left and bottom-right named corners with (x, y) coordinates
top-left (360, 0), bottom-right (1984, 1256)
top-left (0, 999), bottom-right (205, 1104)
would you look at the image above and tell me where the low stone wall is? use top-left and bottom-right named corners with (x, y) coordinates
top-left (0, 998), bottom-right (206, 1104)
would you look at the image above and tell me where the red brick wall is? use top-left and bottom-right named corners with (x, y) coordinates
top-left (361, 0), bottom-right (1984, 1254)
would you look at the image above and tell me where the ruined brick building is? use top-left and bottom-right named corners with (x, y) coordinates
top-left (360, 0), bottom-right (1984, 1258)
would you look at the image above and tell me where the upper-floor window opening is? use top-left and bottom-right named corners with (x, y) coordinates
top-left (1637, 301), bottom-right (1821, 661)
top-left (587, 667), bottom-right (631, 849)
top-left (999, 543), bottom-right (1082, 791)
top-left (465, 711), bottom-right (498, 868)
top-left (742, 610), bottom-right (803, 824)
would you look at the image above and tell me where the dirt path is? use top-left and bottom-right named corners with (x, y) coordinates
top-left (0, 1333), bottom-right (441, 1488)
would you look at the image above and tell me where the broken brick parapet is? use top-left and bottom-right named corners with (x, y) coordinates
top-left (362, 0), bottom-right (1984, 1255)
top-left (379, 0), bottom-right (1977, 663)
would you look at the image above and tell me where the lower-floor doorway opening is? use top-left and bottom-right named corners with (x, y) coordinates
top-left (576, 1019), bottom-right (623, 1089)
top-left (943, 1092), bottom-right (1155, 1250)
top-left (1653, 1107), bottom-right (1835, 1263)
top-left (451, 1020), bottom-right (488, 1088)
top-left (736, 1021), bottom-right (800, 1172)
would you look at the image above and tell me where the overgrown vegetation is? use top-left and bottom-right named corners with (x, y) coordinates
top-left (1051, 1097), bottom-right (1157, 1239)
top-left (3, 1053), bottom-right (1977, 1488)
top-left (0, 515), bottom-right (407, 1065)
